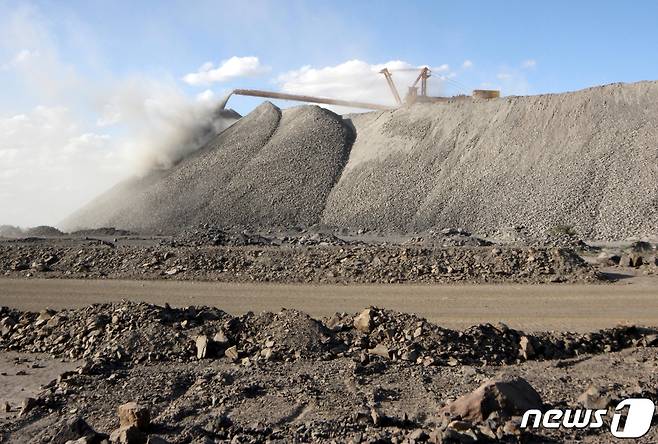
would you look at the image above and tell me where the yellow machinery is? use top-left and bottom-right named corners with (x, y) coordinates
top-left (473, 89), bottom-right (501, 99)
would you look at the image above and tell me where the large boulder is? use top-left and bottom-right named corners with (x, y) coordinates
top-left (440, 376), bottom-right (543, 422)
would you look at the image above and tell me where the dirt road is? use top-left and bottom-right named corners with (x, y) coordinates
top-left (1, 275), bottom-right (656, 332)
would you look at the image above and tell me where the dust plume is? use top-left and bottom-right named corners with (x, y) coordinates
top-left (99, 79), bottom-right (240, 175)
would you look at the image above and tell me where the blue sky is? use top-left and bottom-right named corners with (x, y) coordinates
top-left (4, 0), bottom-right (658, 113)
top-left (1, 0), bottom-right (658, 226)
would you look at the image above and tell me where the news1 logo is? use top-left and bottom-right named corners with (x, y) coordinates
top-left (521, 398), bottom-right (655, 438)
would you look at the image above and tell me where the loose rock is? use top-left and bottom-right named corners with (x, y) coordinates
top-left (117, 402), bottom-right (150, 430)
top-left (440, 376), bottom-right (543, 422)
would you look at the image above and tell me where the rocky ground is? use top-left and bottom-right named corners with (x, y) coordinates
top-left (2, 302), bottom-right (658, 443)
top-left (0, 229), bottom-right (656, 442)
top-left (0, 227), bottom-right (655, 285)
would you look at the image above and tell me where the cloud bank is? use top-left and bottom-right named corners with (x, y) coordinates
top-left (183, 56), bottom-right (270, 86)
top-left (0, 105), bottom-right (121, 227)
top-left (276, 59), bottom-right (457, 112)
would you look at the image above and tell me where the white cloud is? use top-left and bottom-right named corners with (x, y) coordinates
top-left (0, 106), bottom-right (122, 226)
top-left (462, 59), bottom-right (473, 69)
top-left (13, 48), bottom-right (34, 63)
top-left (182, 56), bottom-right (270, 86)
top-left (432, 63), bottom-right (450, 73)
top-left (276, 59), bottom-right (456, 112)
top-left (521, 59), bottom-right (537, 69)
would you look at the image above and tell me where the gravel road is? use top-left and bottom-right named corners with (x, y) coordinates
top-left (1, 275), bottom-right (656, 332)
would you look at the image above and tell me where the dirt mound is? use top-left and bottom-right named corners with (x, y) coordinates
top-left (62, 102), bottom-right (353, 233)
top-left (234, 309), bottom-right (335, 360)
top-left (323, 81), bottom-right (658, 240)
top-left (2, 303), bottom-right (654, 368)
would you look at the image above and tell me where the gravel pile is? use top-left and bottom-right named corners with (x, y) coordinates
top-left (324, 81), bottom-right (658, 240)
top-left (62, 103), bottom-right (352, 233)
top-left (62, 102), bottom-right (280, 232)
top-left (61, 82), bottom-right (656, 240)
top-left (2, 302), bottom-right (655, 368)
top-left (206, 105), bottom-right (352, 228)
top-left (0, 242), bottom-right (600, 284)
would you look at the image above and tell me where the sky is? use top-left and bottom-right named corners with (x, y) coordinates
top-left (2, 0), bottom-right (658, 227)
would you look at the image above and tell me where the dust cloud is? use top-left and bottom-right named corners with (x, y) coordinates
top-left (100, 80), bottom-right (239, 175)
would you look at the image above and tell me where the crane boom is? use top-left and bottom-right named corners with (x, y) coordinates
top-left (379, 68), bottom-right (402, 105)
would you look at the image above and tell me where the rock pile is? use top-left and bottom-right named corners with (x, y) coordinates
top-left (330, 308), bottom-right (653, 366)
top-left (62, 103), bottom-right (353, 233)
top-left (0, 241), bottom-right (600, 284)
top-left (405, 228), bottom-right (493, 248)
top-left (170, 225), bottom-right (360, 248)
top-left (324, 81), bottom-right (658, 240)
top-left (0, 302), bottom-right (214, 365)
top-left (60, 82), bottom-right (658, 240)
top-left (1, 303), bottom-right (654, 369)
top-left (172, 225), bottom-right (272, 247)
